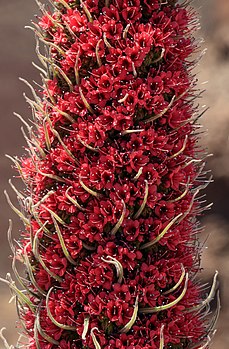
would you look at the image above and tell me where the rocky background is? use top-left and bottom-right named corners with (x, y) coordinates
top-left (0, 0), bottom-right (228, 348)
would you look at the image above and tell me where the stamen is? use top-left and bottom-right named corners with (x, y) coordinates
top-left (101, 256), bottom-right (123, 283)
top-left (46, 287), bottom-right (76, 330)
top-left (140, 213), bottom-right (183, 250)
top-left (139, 273), bottom-right (188, 313)
top-left (134, 180), bottom-right (148, 219)
top-left (111, 200), bottom-right (126, 236)
top-left (119, 296), bottom-right (139, 333)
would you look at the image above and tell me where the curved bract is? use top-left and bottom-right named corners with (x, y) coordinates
top-left (1, 1), bottom-right (218, 349)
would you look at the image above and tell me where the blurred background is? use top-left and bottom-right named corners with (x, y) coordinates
top-left (0, 0), bottom-right (228, 348)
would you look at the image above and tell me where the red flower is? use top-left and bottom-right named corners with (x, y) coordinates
top-left (62, 10), bottom-right (88, 33)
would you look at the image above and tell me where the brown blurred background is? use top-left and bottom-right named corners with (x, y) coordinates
top-left (0, 0), bottom-right (228, 348)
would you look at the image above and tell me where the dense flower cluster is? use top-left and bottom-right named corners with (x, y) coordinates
top-left (2, 1), bottom-right (218, 349)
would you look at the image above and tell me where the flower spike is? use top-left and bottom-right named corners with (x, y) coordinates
top-left (3, 1), bottom-right (218, 348)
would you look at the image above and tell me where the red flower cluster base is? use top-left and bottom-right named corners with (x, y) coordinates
top-left (1, 0), bottom-right (219, 348)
